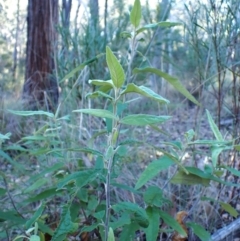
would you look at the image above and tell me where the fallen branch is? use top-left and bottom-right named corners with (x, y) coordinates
top-left (211, 217), bottom-right (240, 241)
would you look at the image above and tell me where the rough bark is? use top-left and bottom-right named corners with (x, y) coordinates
top-left (23, 0), bottom-right (59, 111)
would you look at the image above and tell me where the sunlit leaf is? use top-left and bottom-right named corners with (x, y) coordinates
top-left (107, 227), bottom-right (115, 241)
top-left (130, 0), bottom-right (141, 28)
top-left (89, 79), bottom-right (114, 87)
top-left (133, 67), bottom-right (200, 106)
top-left (121, 83), bottom-right (169, 104)
top-left (106, 46), bottom-right (125, 88)
top-left (0, 132), bottom-right (11, 140)
top-left (120, 114), bottom-right (170, 126)
top-left (73, 108), bottom-right (118, 120)
top-left (29, 235), bottom-right (40, 241)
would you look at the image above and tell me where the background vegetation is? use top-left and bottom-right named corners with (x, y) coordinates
top-left (1, 0), bottom-right (240, 240)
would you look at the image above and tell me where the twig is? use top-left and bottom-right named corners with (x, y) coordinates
top-left (211, 217), bottom-right (240, 241)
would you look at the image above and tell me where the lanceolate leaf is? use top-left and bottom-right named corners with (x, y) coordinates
top-left (89, 79), bottom-right (114, 88)
top-left (121, 83), bottom-right (169, 104)
top-left (206, 109), bottom-right (223, 141)
top-left (159, 210), bottom-right (187, 237)
top-left (73, 109), bottom-right (118, 120)
top-left (144, 206), bottom-right (159, 241)
top-left (59, 56), bottom-right (100, 83)
top-left (133, 67), bottom-right (200, 106)
top-left (25, 203), bottom-right (45, 229)
top-left (107, 227), bottom-right (115, 241)
top-left (136, 22), bottom-right (181, 34)
top-left (187, 222), bottom-right (211, 241)
top-left (51, 205), bottom-right (78, 241)
top-left (120, 114), bottom-right (171, 126)
top-left (112, 202), bottom-right (148, 226)
top-left (106, 46), bottom-right (125, 88)
top-left (130, 0), bottom-right (141, 28)
top-left (86, 91), bottom-right (113, 100)
top-left (220, 202), bottom-right (238, 217)
top-left (8, 110), bottom-right (54, 118)
top-left (135, 156), bottom-right (174, 189)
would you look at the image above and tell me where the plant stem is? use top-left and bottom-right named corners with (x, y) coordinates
top-left (104, 96), bottom-right (118, 241)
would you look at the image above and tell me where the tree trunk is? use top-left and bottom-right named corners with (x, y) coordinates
top-left (23, 0), bottom-right (59, 111)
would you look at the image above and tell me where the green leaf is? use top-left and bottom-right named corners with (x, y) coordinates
top-left (187, 222), bottom-right (211, 241)
top-left (107, 227), bottom-right (115, 241)
top-left (26, 188), bottom-right (60, 203)
top-left (223, 166), bottom-right (240, 177)
top-left (120, 114), bottom-right (170, 126)
top-left (73, 108), bottom-right (118, 120)
top-left (112, 202), bottom-right (149, 228)
top-left (0, 150), bottom-right (23, 170)
top-left (51, 205), bottom-right (78, 241)
top-left (86, 90), bottom-right (114, 100)
top-left (0, 188), bottom-right (6, 196)
top-left (130, 0), bottom-right (141, 28)
top-left (29, 235), bottom-right (40, 241)
top-left (234, 145), bottom-right (240, 151)
top-left (21, 135), bottom-right (48, 141)
top-left (119, 222), bottom-right (139, 241)
top-left (57, 169), bottom-right (98, 190)
top-left (211, 146), bottom-right (226, 168)
top-left (89, 79), bottom-right (114, 87)
top-left (220, 202), bottom-right (238, 218)
top-left (106, 46), bottom-right (125, 88)
top-left (135, 156), bottom-right (174, 189)
top-left (110, 213), bottom-right (131, 230)
top-left (28, 163), bottom-right (64, 183)
top-left (136, 21), bottom-right (182, 34)
top-left (0, 132), bottom-right (11, 140)
top-left (159, 210), bottom-right (187, 237)
top-left (25, 203), bottom-right (45, 229)
top-left (121, 83), bottom-right (169, 104)
top-left (59, 57), bottom-right (100, 83)
top-left (0, 210), bottom-right (25, 224)
top-left (144, 206), bottom-right (160, 241)
top-left (133, 67), bottom-right (200, 106)
top-left (206, 110), bottom-right (223, 141)
top-left (171, 170), bottom-right (210, 186)
top-left (143, 186), bottom-right (169, 207)
top-left (189, 140), bottom-right (232, 145)
top-left (8, 110), bottom-right (54, 118)
top-left (24, 179), bottom-right (48, 193)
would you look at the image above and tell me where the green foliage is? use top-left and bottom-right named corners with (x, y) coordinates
top-left (1, 0), bottom-right (239, 241)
